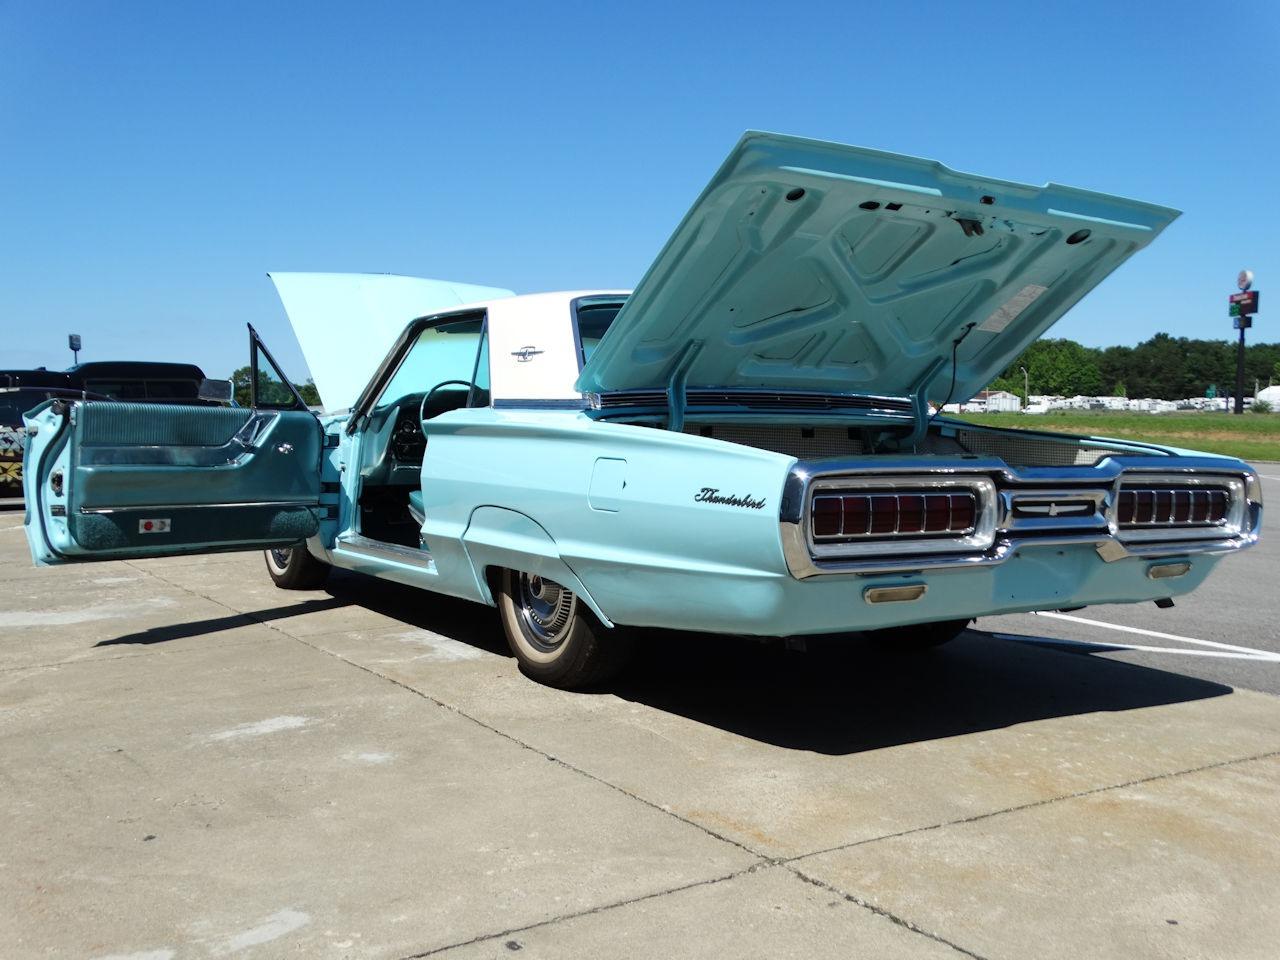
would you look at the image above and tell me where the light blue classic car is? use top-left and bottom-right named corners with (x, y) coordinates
top-left (22, 133), bottom-right (1262, 688)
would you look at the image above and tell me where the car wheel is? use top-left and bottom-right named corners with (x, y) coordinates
top-left (864, 617), bottom-right (971, 649)
top-left (264, 545), bottom-right (331, 590)
top-left (496, 568), bottom-right (632, 689)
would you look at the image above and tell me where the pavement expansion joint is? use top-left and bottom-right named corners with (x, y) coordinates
top-left (787, 867), bottom-right (989, 960)
top-left (115, 563), bottom-right (1008, 959)
top-left (114, 560), bottom-right (1280, 960)
top-left (397, 864), bottom-right (768, 958)
top-left (784, 745), bottom-right (1280, 867)
top-left (123, 561), bottom-right (774, 865)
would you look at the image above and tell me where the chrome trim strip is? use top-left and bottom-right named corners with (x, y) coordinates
top-left (79, 500), bottom-right (314, 514)
top-left (335, 533), bottom-right (436, 569)
top-left (1002, 488), bottom-right (1110, 532)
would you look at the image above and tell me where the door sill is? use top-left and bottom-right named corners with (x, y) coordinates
top-left (335, 533), bottom-right (436, 572)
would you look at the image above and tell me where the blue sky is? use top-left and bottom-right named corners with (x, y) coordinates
top-left (2, 0), bottom-right (1276, 384)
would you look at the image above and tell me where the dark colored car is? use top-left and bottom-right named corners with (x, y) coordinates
top-left (66, 361), bottom-right (209, 403)
top-left (1, 362), bottom-right (219, 506)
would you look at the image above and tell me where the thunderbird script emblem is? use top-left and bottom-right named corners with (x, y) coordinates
top-left (511, 346), bottom-right (544, 362)
top-left (694, 487), bottom-right (766, 510)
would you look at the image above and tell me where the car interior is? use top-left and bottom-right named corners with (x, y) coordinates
top-left (354, 316), bottom-right (488, 548)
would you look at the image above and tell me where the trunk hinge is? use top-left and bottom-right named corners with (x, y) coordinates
top-left (905, 357), bottom-right (946, 450)
top-left (906, 321), bottom-right (977, 450)
top-left (665, 340), bottom-right (704, 432)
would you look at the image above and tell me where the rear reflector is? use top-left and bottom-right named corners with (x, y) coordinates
top-left (864, 584), bottom-right (928, 604)
top-left (1147, 561), bottom-right (1192, 580)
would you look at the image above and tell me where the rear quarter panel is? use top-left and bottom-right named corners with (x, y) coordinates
top-left (420, 409), bottom-right (796, 629)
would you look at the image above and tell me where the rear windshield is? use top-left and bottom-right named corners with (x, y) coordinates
top-left (575, 299), bottom-right (625, 365)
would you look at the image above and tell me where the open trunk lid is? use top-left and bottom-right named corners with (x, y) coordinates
top-left (269, 272), bottom-right (513, 412)
top-left (575, 132), bottom-right (1178, 405)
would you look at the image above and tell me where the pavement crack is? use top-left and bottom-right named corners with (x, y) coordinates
top-left (124, 562), bottom-right (771, 866)
top-left (787, 867), bottom-right (989, 960)
top-left (785, 747), bottom-right (1280, 865)
top-left (397, 864), bottom-right (766, 958)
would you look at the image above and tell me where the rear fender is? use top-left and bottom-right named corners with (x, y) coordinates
top-left (461, 505), bottom-right (613, 626)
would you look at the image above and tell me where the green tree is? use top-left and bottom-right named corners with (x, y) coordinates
top-left (992, 339), bottom-right (1103, 397)
top-left (983, 334), bottom-right (1280, 401)
top-left (297, 379), bottom-right (321, 406)
top-left (229, 366), bottom-right (322, 408)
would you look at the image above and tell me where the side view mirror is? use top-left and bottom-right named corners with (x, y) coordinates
top-left (198, 378), bottom-right (234, 404)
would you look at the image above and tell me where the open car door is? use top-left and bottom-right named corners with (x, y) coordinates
top-left (23, 328), bottom-right (324, 565)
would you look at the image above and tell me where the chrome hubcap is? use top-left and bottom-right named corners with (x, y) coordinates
top-left (516, 573), bottom-right (575, 652)
top-left (269, 547), bottom-right (292, 570)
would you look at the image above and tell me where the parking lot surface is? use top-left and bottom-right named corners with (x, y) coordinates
top-left (3, 490), bottom-right (1280, 959)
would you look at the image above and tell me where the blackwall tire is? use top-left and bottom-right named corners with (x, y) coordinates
top-left (264, 545), bottom-right (331, 590)
top-left (496, 568), bottom-right (632, 689)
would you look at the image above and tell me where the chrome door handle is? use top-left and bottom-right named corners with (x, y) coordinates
top-left (276, 443), bottom-right (294, 454)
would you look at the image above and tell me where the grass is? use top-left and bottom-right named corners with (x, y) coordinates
top-left (954, 411), bottom-right (1280, 462)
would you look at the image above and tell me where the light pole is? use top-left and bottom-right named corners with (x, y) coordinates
top-left (1019, 366), bottom-right (1029, 409)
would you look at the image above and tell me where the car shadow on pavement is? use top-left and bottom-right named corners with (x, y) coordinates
top-left (94, 598), bottom-right (353, 647)
top-left (312, 575), bottom-right (1233, 755)
top-left (609, 628), bottom-right (1233, 755)
top-left (106, 569), bottom-right (1231, 756)
top-left (322, 571), bottom-right (510, 655)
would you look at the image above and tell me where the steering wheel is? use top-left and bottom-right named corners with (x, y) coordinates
top-left (419, 380), bottom-right (474, 425)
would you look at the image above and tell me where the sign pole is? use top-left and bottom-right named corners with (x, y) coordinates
top-left (1230, 271), bottom-right (1259, 415)
top-left (1234, 324), bottom-right (1246, 415)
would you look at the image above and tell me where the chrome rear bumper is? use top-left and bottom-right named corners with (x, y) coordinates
top-left (779, 455), bottom-right (1262, 579)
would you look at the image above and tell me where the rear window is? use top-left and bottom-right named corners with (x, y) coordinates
top-left (574, 299), bottom-right (625, 365)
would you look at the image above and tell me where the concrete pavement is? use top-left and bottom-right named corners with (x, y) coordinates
top-left (2, 514), bottom-right (1279, 959)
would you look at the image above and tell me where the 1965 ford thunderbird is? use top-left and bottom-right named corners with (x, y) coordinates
top-left (21, 132), bottom-right (1262, 688)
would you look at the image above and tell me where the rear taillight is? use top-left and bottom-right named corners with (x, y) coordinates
top-left (1113, 474), bottom-right (1250, 544)
top-left (811, 491), bottom-right (978, 540)
top-left (1116, 485), bottom-right (1231, 527)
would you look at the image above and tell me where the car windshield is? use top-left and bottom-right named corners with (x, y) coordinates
top-left (379, 318), bottom-right (486, 407)
top-left (575, 299), bottom-right (626, 365)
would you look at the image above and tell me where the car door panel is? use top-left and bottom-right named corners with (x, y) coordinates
top-left (25, 400), bottom-right (324, 563)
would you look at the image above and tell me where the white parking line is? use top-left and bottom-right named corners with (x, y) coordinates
top-left (1258, 474), bottom-right (1280, 481)
top-left (995, 634), bottom-right (1279, 661)
top-left (999, 610), bottom-right (1280, 662)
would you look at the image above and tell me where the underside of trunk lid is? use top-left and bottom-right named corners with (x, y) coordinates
top-left (576, 132), bottom-right (1179, 408)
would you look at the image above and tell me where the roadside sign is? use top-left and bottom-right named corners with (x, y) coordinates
top-left (68, 334), bottom-right (81, 352)
top-left (1230, 290), bottom-right (1260, 316)
top-left (1239, 269), bottom-right (1254, 291)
